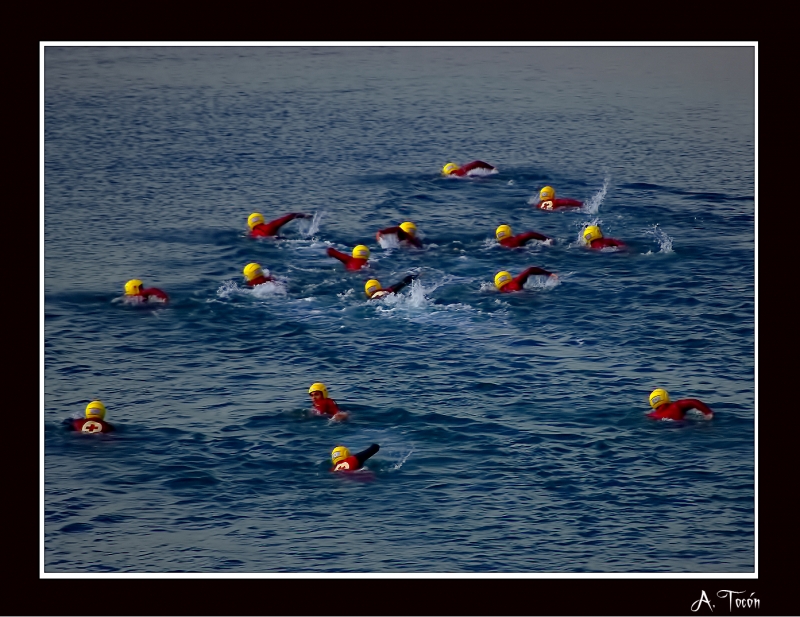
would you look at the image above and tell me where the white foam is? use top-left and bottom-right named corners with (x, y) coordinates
top-left (581, 176), bottom-right (610, 215)
top-left (216, 279), bottom-right (287, 299)
top-left (297, 211), bottom-right (324, 237)
top-left (643, 224), bottom-right (674, 254)
top-left (377, 234), bottom-right (400, 250)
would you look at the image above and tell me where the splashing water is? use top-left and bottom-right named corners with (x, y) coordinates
top-left (298, 211), bottom-right (324, 237)
top-left (581, 177), bottom-right (610, 215)
top-left (377, 234), bottom-right (400, 250)
top-left (391, 448), bottom-right (414, 471)
top-left (523, 271), bottom-right (561, 290)
top-left (643, 224), bottom-right (674, 254)
top-left (215, 280), bottom-right (239, 299)
top-left (216, 279), bottom-right (287, 299)
top-left (371, 277), bottom-right (495, 331)
top-left (376, 278), bottom-right (432, 310)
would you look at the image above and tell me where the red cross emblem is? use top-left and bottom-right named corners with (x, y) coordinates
top-left (82, 421), bottom-right (102, 434)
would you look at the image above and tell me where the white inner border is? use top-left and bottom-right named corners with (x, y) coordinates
top-left (40, 40), bottom-right (758, 579)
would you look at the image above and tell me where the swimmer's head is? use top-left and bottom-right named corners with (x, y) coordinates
top-left (494, 271), bottom-right (512, 290)
top-left (442, 162), bottom-right (460, 175)
top-left (124, 279), bottom-right (144, 296)
top-left (352, 245), bottom-right (370, 259)
top-left (583, 225), bottom-right (603, 243)
top-left (365, 279), bottom-right (382, 298)
top-left (539, 186), bottom-right (555, 201)
top-left (247, 213), bottom-right (265, 230)
top-left (243, 262), bottom-right (265, 282)
top-left (495, 224), bottom-right (512, 241)
top-left (649, 388), bottom-right (670, 409)
top-left (309, 382), bottom-right (329, 399)
top-left (331, 445), bottom-right (350, 465)
top-left (399, 221), bottom-right (417, 236)
top-left (85, 400), bottom-right (106, 420)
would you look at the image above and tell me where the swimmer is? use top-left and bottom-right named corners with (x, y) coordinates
top-left (534, 186), bottom-right (583, 211)
top-left (647, 388), bottom-right (714, 421)
top-left (376, 221), bottom-right (423, 248)
top-left (495, 224), bottom-right (552, 248)
top-left (242, 263), bottom-right (275, 287)
top-left (248, 212), bottom-right (312, 238)
top-left (442, 161), bottom-right (497, 177)
top-left (326, 245), bottom-right (370, 271)
top-left (70, 401), bottom-right (115, 434)
top-left (309, 383), bottom-right (349, 421)
top-left (365, 274), bottom-right (418, 300)
top-left (331, 443), bottom-right (380, 472)
top-left (124, 279), bottom-right (169, 303)
top-left (494, 267), bottom-right (557, 293)
top-left (583, 225), bottom-right (627, 250)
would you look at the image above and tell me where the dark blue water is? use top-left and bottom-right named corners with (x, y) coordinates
top-left (44, 45), bottom-right (755, 574)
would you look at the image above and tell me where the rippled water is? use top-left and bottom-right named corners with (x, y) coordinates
top-left (43, 45), bottom-right (755, 574)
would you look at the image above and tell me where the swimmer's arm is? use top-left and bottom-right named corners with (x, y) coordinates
top-left (326, 247), bottom-right (349, 263)
top-left (519, 231), bottom-right (550, 243)
top-left (394, 229), bottom-right (422, 247)
top-left (354, 444), bottom-right (380, 465)
top-left (142, 288), bottom-right (169, 301)
top-left (463, 160), bottom-right (494, 172)
top-left (678, 399), bottom-right (714, 419)
top-left (267, 212), bottom-right (307, 231)
top-left (515, 267), bottom-right (554, 285)
top-left (386, 274), bottom-right (417, 294)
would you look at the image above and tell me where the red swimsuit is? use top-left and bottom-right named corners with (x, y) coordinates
top-left (588, 238), bottom-right (626, 250)
top-left (647, 399), bottom-right (714, 421)
top-left (450, 160), bottom-right (496, 177)
top-left (250, 213), bottom-right (307, 237)
top-left (313, 398), bottom-right (341, 418)
top-left (131, 288), bottom-right (169, 302)
top-left (499, 231), bottom-right (550, 247)
top-left (246, 274), bottom-right (275, 286)
top-left (377, 226), bottom-right (422, 248)
top-left (500, 267), bottom-right (554, 293)
top-left (536, 198), bottom-right (583, 211)
top-left (327, 248), bottom-right (368, 271)
top-left (71, 418), bottom-right (114, 434)
top-left (331, 444), bottom-right (380, 472)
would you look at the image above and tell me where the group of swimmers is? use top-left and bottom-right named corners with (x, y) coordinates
top-left (69, 160), bottom-right (715, 471)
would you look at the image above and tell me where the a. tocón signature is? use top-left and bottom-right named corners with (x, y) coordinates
top-left (692, 589), bottom-right (761, 612)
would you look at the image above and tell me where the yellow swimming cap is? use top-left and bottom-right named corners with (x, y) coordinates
top-left (583, 225), bottom-right (603, 243)
top-left (247, 213), bottom-right (265, 230)
top-left (124, 279), bottom-right (143, 295)
top-left (85, 400), bottom-right (106, 420)
top-left (494, 271), bottom-right (512, 289)
top-left (352, 245), bottom-right (370, 259)
top-left (309, 382), bottom-right (329, 398)
top-left (442, 162), bottom-right (460, 175)
top-left (399, 222), bottom-right (417, 236)
top-left (540, 186), bottom-right (555, 200)
top-left (649, 388), bottom-right (670, 409)
top-left (495, 225), bottom-right (512, 240)
top-left (365, 279), bottom-right (382, 298)
top-left (243, 263), bottom-right (264, 281)
top-left (331, 445), bottom-right (351, 465)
